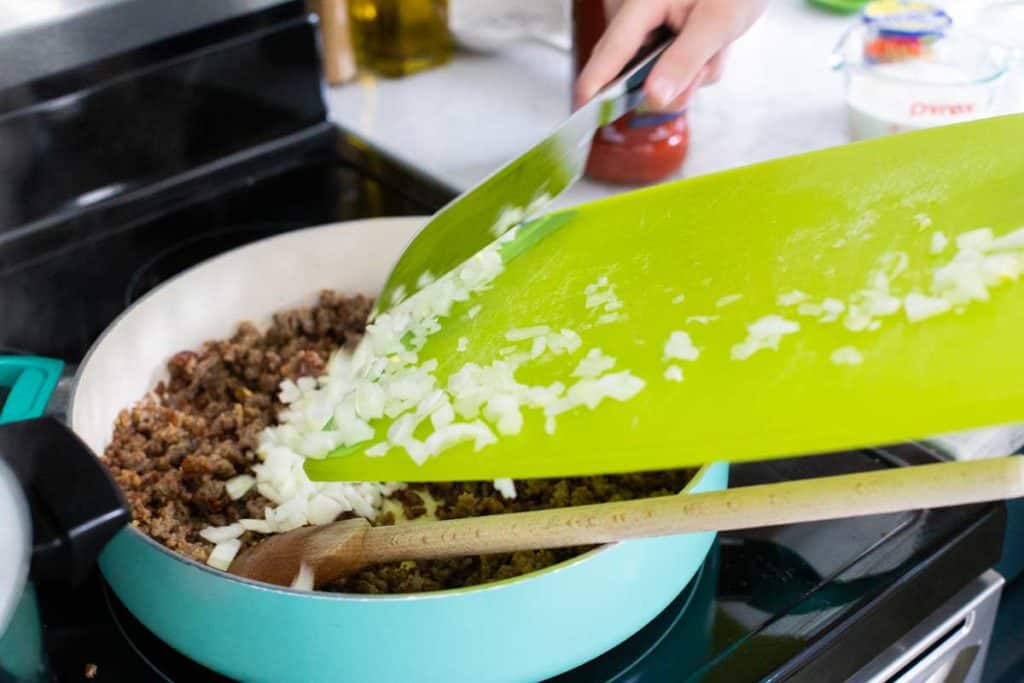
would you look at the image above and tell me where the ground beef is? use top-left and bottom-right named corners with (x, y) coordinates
top-left (103, 290), bottom-right (695, 594)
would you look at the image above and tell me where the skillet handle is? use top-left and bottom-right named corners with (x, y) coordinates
top-left (0, 356), bottom-right (63, 424)
top-left (0, 355), bottom-right (129, 585)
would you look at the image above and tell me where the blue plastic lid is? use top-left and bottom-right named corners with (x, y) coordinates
top-left (862, 1), bottom-right (952, 38)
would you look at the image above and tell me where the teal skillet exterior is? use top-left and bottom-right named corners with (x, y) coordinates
top-left (98, 461), bottom-right (727, 683)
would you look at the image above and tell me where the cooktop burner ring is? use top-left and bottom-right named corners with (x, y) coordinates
top-left (102, 579), bottom-right (232, 682)
top-left (124, 222), bottom-right (305, 306)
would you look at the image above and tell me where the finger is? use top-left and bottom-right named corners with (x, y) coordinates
top-left (603, 0), bottom-right (625, 17)
top-left (659, 64), bottom-right (708, 112)
top-left (701, 48), bottom-right (728, 86)
top-left (574, 0), bottom-right (671, 107)
top-left (643, 5), bottom-right (730, 109)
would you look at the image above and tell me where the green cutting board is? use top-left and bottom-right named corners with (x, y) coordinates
top-left (307, 114), bottom-right (1024, 483)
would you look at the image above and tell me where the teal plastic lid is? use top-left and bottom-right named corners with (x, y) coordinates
top-left (0, 356), bottom-right (63, 424)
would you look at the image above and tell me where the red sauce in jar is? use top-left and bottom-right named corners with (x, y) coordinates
top-left (572, 0), bottom-right (689, 185)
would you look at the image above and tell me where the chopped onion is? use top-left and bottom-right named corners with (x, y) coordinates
top-left (671, 293), bottom-right (686, 304)
top-left (424, 421), bottom-right (497, 456)
top-left (529, 337), bottom-right (548, 359)
top-left (861, 291), bottom-right (901, 317)
top-left (389, 285), bottom-right (407, 308)
top-left (483, 394), bottom-right (524, 435)
top-left (715, 294), bottom-right (743, 308)
top-left (981, 253), bottom-right (1021, 286)
top-left (732, 315), bottom-right (799, 360)
top-left (256, 482), bottom-right (283, 505)
top-left (354, 383), bottom-right (386, 420)
top-left (990, 227), bottom-right (1024, 251)
top-left (663, 365), bottom-right (684, 382)
top-left (199, 524), bottom-right (244, 544)
top-left (505, 325), bottom-right (551, 341)
top-left (526, 191), bottom-right (553, 216)
top-left (830, 346), bottom-right (864, 366)
top-left (930, 231), bottom-right (948, 254)
top-left (585, 277), bottom-right (624, 318)
top-left (307, 494), bottom-right (345, 525)
top-left (573, 348), bottom-right (616, 378)
top-left (932, 259), bottom-right (990, 305)
top-left (843, 306), bottom-right (873, 333)
top-left (547, 372), bottom-right (645, 416)
top-left (225, 474), bottom-right (256, 501)
top-left (255, 226), bottom-right (656, 539)
top-left (493, 478), bottom-right (517, 500)
top-left (819, 298), bottom-right (845, 323)
top-left (663, 331), bottom-right (699, 362)
top-left (915, 213), bottom-right (933, 229)
top-left (290, 562), bottom-right (315, 591)
top-left (278, 380), bottom-right (301, 404)
top-left (797, 302), bottom-right (823, 317)
top-left (430, 401), bottom-right (455, 430)
top-left (596, 312), bottom-right (624, 325)
top-left (749, 315), bottom-right (799, 338)
top-left (904, 292), bottom-right (952, 322)
top-left (365, 442), bottom-right (390, 457)
top-left (238, 518), bottom-right (272, 534)
top-left (416, 270), bottom-right (436, 289)
top-left (490, 205), bottom-right (525, 238)
top-left (206, 539), bottom-right (242, 571)
top-left (777, 290), bottom-right (809, 306)
top-left (546, 328), bottom-right (582, 355)
top-left (956, 228), bottom-right (994, 252)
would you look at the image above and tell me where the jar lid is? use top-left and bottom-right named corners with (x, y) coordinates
top-left (0, 459), bottom-right (30, 637)
top-left (862, 1), bottom-right (952, 38)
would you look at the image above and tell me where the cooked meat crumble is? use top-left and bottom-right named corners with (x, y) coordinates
top-left (103, 290), bottom-right (694, 594)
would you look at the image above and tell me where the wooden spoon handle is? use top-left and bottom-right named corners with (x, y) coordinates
top-left (362, 457), bottom-right (1024, 564)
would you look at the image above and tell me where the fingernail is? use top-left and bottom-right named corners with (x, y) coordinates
top-left (647, 76), bottom-right (679, 108)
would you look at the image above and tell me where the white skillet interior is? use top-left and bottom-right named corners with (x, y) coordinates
top-left (71, 217), bottom-right (424, 456)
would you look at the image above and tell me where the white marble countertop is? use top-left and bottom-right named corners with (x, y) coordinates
top-left (326, 0), bottom-right (858, 207)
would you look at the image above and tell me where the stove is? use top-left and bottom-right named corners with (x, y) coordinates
top-left (0, 2), bottom-right (1008, 681)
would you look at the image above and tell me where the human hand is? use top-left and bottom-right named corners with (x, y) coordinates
top-left (574, 0), bottom-right (769, 111)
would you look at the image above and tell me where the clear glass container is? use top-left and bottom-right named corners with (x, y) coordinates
top-left (965, 1), bottom-right (1024, 113)
top-left (832, 21), bottom-right (1010, 140)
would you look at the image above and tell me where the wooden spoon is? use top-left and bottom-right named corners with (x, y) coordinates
top-left (229, 457), bottom-right (1024, 588)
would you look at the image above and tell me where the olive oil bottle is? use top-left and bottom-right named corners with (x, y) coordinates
top-left (348, 0), bottom-right (453, 77)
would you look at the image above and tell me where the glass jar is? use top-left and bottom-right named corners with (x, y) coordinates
top-left (348, 0), bottom-right (453, 77)
top-left (572, 0), bottom-right (689, 185)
